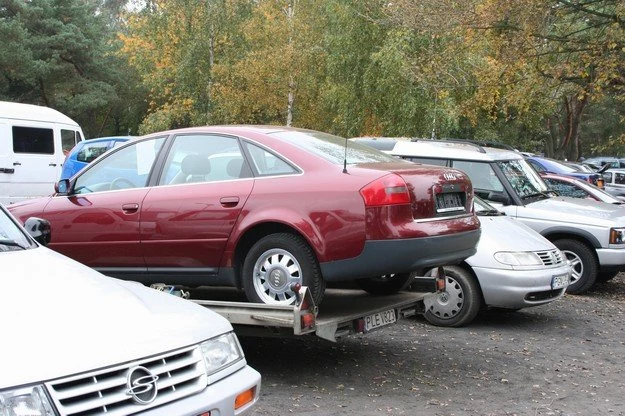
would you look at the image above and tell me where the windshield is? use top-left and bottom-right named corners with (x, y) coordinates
top-left (497, 159), bottom-right (550, 198)
top-left (0, 206), bottom-right (34, 251)
top-left (269, 130), bottom-right (401, 165)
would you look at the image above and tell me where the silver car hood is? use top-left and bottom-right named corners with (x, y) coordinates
top-left (0, 247), bottom-right (231, 389)
top-left (496, 196), bottom-right (625, 227)
top-left (466, 215), bottom-right (557, 269)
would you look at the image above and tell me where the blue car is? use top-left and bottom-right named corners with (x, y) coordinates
top-left (526, 155), bottom-right (604, 188)
top-left (60, 136), bottom-right (132, 179)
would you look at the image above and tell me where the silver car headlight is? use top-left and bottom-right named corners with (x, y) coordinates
top-left (200, 332), bottom-right (244, 375)
top-left (0, 385), bottom-right (56, 416)
top-left (494, 251), bottom-right (543, 267)
top-left (610, 227), bottom-right (625, 244)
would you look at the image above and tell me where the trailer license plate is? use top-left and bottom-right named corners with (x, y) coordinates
top-left (551, 274), bottom-right (569, 290)
top-left (364, 309), bottom-right (396, 331)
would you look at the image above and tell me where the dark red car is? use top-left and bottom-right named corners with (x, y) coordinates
top-left (8, 126), bottom-right (480, 305)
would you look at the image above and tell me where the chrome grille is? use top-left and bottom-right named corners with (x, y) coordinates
top-left (46, 345), bottom-right (206, 416)
top-left (536, 249), bottom-right (564, 266)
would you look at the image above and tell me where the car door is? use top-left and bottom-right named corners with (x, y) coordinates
top-left (43, 137), bottom-right (166, 269)
top-left (140, 133), bottom-right (254, 278)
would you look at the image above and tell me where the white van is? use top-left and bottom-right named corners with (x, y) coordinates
top-left (0, 101), bottom-right (84, 204)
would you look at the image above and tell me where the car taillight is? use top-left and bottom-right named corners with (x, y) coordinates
top-left (360, 174), bottom-right (411, 206)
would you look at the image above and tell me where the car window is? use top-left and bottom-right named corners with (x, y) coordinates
top-left (496, 159), bottom-right (548, 198)
top-left (74, 137), bottom-right (165, 194)
top-left (452, 161), bottom-right (504, 192)
top-left (401, 157), bottom-right (449, 167)
top-left (269, 130), bottom-right (398, 165)
top-left (76, 142), bottom-right (111, 163)
top-left (159, 134), bottom-right (249, 185)
top-left (61, 129), bottom-right (81, 155)
top-left (543, 178), bottom-right (589, 198)
top-left (12, 126), bottom-right (54, 154)
top-left (0, 208), bottom-right (32, 250)
top-left (603, 172), bottom-right (613, 183)
top-left (616, 173), bottom-right (625, 185)
top-left (243, 141), bottom-right (297, 176)
top-left (528, 160), bottom-right (545, 173)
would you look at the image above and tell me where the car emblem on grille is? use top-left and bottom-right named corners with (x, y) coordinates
top-left (443, 172), bottom-right (457, 181)
top-left (126, 366), bottom-right (159, 405)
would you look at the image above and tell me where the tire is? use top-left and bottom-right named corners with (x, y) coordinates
top-left (356, 273), bottom-right (413, 295)
top-left (597, 271), bottom-right (619, 283)
top-left (422, 265), bottom-right (482, 327)
top-left (242, 233), bottom-right (325, 306)
top-left (553, 239), bottom-right (598, 295)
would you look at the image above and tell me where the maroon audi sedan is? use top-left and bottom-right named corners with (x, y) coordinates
top-left (8, 126), bottom-right (481, 305)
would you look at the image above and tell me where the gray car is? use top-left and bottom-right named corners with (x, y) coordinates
top-left (602, 168), bottom-right (625, 198)
top-left (391, 139), bottom-right (625, 295)
top-left (417, 197), bottom-right (571, 327)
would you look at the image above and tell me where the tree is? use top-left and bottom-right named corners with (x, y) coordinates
top-left (0, 0), bottom-right (137, 137)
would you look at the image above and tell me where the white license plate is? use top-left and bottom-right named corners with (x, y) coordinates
top-left (551, 274), bottom-right (569, 290)
top-left (364, 309), bottom-right (396, 331)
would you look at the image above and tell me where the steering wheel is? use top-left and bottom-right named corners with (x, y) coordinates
top-left (109, 177), bottom-right (137, 190)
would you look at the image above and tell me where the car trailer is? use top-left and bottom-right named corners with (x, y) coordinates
top-left (152, 271), bottom-right (444, 342)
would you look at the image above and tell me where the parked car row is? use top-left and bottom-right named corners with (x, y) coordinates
top-left (388, 139), bottom-right (625, 295)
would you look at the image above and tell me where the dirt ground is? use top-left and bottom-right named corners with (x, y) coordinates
top-left (240, 273), bottom-right (625, 416)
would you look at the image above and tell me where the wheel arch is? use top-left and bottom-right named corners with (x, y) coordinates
top-left (450, 262), bottom-right (487, 311)
top-left (541, 227), bottom-right (602, 249)
top-left (231, 222), bottom-right (319, 289)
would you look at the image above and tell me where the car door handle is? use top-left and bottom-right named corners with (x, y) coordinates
top-left (49, 163), bottom-right (57, 167)
top-left (220, 196), bottom-right (240, 207)
top-left (13, 162), bottom-right (21, 166)
top-left (0, 168), bottom-right (15, 174)
top-left (121, 203), bottom-right (140, 213)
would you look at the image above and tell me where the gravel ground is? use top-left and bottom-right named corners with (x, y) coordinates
top-left (240, 273), bottom-right (625, 416)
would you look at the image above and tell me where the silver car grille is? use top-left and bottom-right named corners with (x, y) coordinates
top-left (45, 345), bottom-right (206, 416)
top-left (536, 249), bottom-right (564, 266)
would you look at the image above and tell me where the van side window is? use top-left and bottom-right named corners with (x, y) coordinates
top-left (12, 126), bottom-right (54, 154)
top-left (61, 129), bottom-right (81, 155)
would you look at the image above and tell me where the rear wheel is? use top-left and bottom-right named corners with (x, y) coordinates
top-left (422, 266), bottom-right (482, 327)
top-left (553, 239), bottom-right (597, 294)
top-left (242, 233), bottom-right (325, 306)
top-left (356, 273), bottom-right (413, 295)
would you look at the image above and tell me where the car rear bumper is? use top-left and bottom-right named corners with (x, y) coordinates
top-left (136, 365), bottom-right (261, 416)
top-left (320, 228), bottom-right (481, 282)
top-left (473, 264), bottom-right (571, 309)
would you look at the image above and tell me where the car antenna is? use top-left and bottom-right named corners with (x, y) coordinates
top-left (343, 137), bottom-right (348, 173)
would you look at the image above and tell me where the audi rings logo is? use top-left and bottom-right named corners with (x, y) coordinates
top-left (125, 366), bottom-right (159, 405)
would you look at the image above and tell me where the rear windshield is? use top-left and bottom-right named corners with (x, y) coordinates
top-left (269, 130), bottom-right (399, 165)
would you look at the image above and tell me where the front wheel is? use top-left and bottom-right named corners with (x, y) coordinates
top-left (242, 233), bottom-right (325, 306)
top-left (356, 273), bottom-right (413, 295)
top-left (422, 266), bottom-right (482, 327)
top-left (552, 239), bottom-right (597, 295)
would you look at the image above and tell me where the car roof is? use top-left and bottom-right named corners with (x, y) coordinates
top-left (141, 125), bottom-right (308, 138)
top-left (391, 139), bottom-right (524, 162)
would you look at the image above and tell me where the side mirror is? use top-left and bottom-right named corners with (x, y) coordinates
top-left (24, 217), bottom-right (52, 246)
top-left (55, 179), bottom-right (71, 195)
top-left (487, 191), bottom-right (511, 205)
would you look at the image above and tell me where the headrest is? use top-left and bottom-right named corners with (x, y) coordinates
top-left (181, 154), bottom-right (210, 175)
